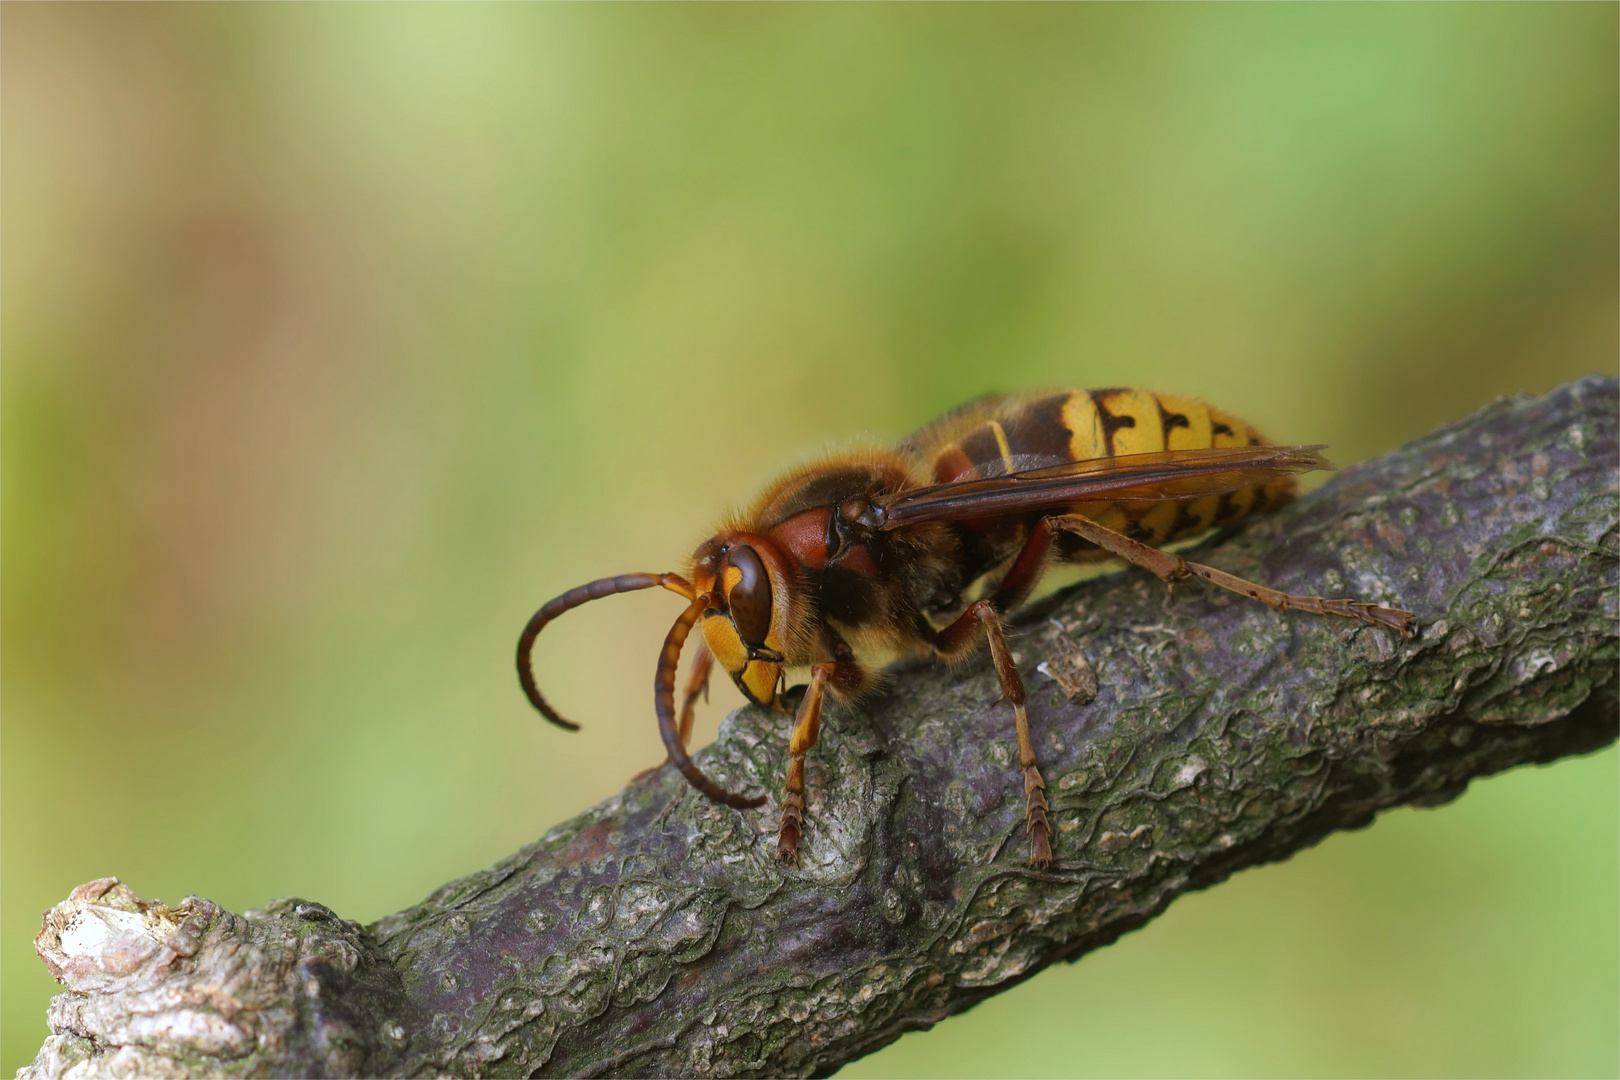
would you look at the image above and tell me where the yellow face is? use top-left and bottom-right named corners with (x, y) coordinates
top-left (701, 612), bottom-right (782, 706)
top-left (693, 539), bottom-right (787, 707)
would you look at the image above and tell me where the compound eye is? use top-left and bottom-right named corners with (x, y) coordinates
top-left (721, 545), bottom-right (773, 647)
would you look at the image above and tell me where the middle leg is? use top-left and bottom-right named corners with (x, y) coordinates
top-left (933, 519), bottom-right (1057, 868)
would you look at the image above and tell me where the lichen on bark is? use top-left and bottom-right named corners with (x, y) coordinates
top-left (23, 376), bottom-right (1619, 1079)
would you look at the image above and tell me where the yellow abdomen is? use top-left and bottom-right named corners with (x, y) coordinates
top-left (907, 388), bottom-right (1298, 552)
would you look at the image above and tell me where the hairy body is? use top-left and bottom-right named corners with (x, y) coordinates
top-left (520, 388), bottom-right (1414, 867)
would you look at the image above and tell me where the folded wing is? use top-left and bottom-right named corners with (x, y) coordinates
top-left (875, 445), bottom-right (1333, 529)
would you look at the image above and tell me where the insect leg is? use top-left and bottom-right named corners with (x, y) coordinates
top-left (778, 639), bottom-right (867, 864)
top-left (678, 645), bottom-right (713, 749)
top-left (778, 661), bottom-right (833, 864)
top-left (976, 603), bottom-right (1052, 869)
top-left (930, 517), bottom-right (1055, 655)
top-left (933, 595), bottom-right (1053, 869)
top-left (989, 517), bottom-right (1056, 612)
top-left (1178, 559), bottom-right (1415, 635)
top-left (1047, 514), bottom-right (1415, 635)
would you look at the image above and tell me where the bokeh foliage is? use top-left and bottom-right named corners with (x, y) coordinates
top-left (2, 5), bottom-right (1614, 1076)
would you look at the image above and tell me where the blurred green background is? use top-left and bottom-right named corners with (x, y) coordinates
top-left (3, 5), bottom-right (1615, 1076)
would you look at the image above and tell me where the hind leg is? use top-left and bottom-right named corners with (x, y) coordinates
top-left (1047, 514), bottom-right (1415, 634)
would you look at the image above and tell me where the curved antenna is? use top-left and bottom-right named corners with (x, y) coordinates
top-left (655, 592), bottom-right (767, 809)
top-left (517, 572), bottom-right (693, 731)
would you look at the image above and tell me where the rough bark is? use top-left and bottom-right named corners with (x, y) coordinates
top-left (24, 376), bottom-right (1619, 1080)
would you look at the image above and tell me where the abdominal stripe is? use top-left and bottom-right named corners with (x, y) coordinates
top-left (1091, 392), bottom-right (1138, 455)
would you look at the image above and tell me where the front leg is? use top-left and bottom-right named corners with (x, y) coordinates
top-left (778, 637), bottom-right (868, 864)
top-left (778, 662), bottom-right (831, 864)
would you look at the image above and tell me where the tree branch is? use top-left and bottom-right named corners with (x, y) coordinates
top-left (25, 376), bottom-right (1618, 1080)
